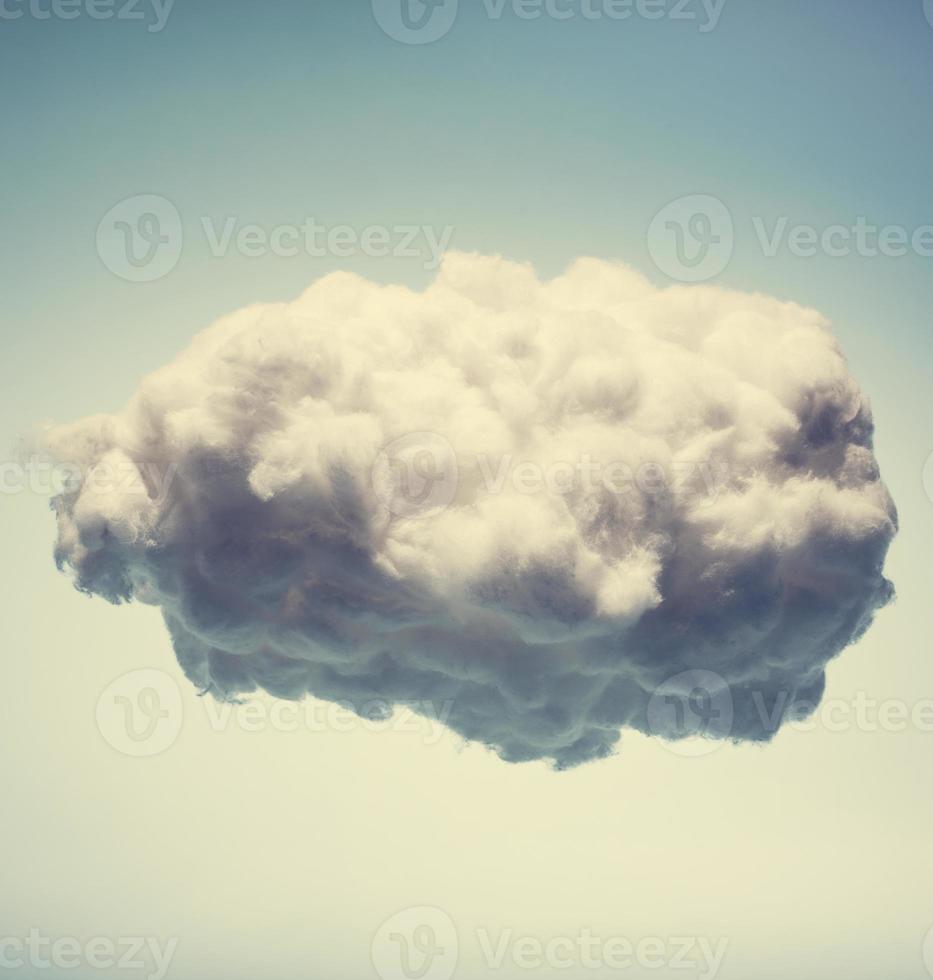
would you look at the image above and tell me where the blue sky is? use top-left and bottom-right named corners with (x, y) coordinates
top-left (2, 1), bottom-right (933, 977)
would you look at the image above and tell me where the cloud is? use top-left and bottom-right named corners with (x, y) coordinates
top-left (45, 253), bottom-right (896, 767)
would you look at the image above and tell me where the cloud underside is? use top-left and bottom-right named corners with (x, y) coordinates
top-left (48, 253), bottom-right (896, 767)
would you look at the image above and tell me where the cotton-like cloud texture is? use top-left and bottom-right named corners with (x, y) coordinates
top-left (46, 254), bottom-right (896, 767)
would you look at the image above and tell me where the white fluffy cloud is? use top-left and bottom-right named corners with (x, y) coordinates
top-left (46, 253), bottom-right (896, 767)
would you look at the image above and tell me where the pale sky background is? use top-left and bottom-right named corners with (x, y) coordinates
top-left (2, 0), bottom-right (933, 978)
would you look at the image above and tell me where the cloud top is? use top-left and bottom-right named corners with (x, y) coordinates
top-left (47, 253), bottom-right (896, 766)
